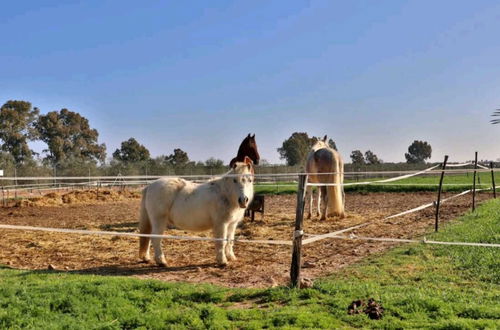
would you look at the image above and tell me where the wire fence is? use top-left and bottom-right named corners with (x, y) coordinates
top-left (0, 157), bottom-right (498, 290)
top-left (1, 162), bottom-right (498, 245)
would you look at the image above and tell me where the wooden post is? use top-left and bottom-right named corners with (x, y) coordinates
top-left (96, 180), bottom-right (100, 200)
top-left (291, 174), bottom-right (307, 288)
top-left (435, 155), bottom-right (448, 232)
top-left (491, 162), bottom-right (496, 199)
top-left (472, 152), bottom-right (478, 212)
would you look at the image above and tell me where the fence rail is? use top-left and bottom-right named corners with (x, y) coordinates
top-left (1, 153), bottom-right (498, 288)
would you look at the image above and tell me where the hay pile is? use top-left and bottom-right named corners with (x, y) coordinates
top-left (15, 189), bottom-right (141, 207)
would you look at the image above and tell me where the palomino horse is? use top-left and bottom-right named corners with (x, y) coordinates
top-left (305, 135), bottom-right (345, 219)
top-left (139, 157), bottom-right (255, 266)
top-left (229, 134), bottom-right (260, 167)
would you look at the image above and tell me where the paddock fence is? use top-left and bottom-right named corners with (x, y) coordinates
top-left (0, 154), bottom-right (499, 288)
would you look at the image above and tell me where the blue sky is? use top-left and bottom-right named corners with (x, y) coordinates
top-left (1, 0), bottom-right (500, 164)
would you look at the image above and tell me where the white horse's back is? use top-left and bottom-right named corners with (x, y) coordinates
top-left (144, 178), bottom-right (217, 231)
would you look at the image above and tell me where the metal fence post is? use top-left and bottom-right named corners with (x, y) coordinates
top-left (472, 152), bottom-right (478, 211)
top-left (435, 155), bottom-right (448, 232)
top-left (491, 162), bottom-right (496, 199)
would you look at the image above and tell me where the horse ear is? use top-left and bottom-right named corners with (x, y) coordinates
top-left (247, 133), bottom-right (251, 138)
top-left (243, 156), bottom-right (253, 168)
top-left (251, 134), bottom-right (255, 138)
top-left (323, 135), bottom-right (327, 142)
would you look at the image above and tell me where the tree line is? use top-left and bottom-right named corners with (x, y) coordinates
top-left (0, 100), bottom-right (229, 174)
top-left (0, 100), bottom-right (433, 177)
top-left (277, 132), bottom-right (432, 166)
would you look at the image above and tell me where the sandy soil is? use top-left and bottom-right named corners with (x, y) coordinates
top-left (0, 189), bottom-right (492, 288)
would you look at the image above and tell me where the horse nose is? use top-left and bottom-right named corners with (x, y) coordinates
top-left (238, 196), bottom-right (248, 207)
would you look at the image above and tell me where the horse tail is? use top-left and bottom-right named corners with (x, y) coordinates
top-left (327, 151), bottom-right (345, 218)
top-left (339, 156), bottom-right (346, 213)
top-left (138, 186), bottom-right (151, 260)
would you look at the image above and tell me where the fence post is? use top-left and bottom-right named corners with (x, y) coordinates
top-left (291, 174), bottom-right (307, 288)
top-left (435, 155), bottom-right (448, 232)
top-left (491, 162), bottom-right (496, 199)
top-left (96, 179), bottom-right (100, 200)
top-left (472, 152), bottom-right (478, 212)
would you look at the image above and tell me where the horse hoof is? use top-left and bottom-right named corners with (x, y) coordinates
top-left (306, 214), bottom-right (311, 219)
top-left (320, 216), bottom-right (326, 221)
top-left (155, 257), bottom-right (167, 267)
top-left (140, 258), bottom-right (151, 264)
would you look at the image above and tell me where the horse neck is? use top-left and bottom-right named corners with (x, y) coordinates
top-left (236, 150), bottom-right (247, 160)
top-left (211, 173), bottom-right (240, 208)
top-left (237, 139), bottom-right (254, 159)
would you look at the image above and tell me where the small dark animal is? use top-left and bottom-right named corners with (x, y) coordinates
top-left (230, 134), bottom-right (260, 168)
top-left (245, 194), bottom-right (265, 221)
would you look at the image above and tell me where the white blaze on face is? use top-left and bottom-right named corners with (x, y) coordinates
top-left (232, 163), bottom-right (254, 208)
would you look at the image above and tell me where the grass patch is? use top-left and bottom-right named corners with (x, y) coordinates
top-left (1, 200), bottom-right (499, 328)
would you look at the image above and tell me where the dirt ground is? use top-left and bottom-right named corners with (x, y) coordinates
top-left (0, 189), bottom-right (492, 288)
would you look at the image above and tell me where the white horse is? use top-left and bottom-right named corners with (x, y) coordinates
top-left (305, 135), bottom-right (345, 220)
top-left (138, 157), bottom-right (254, 266)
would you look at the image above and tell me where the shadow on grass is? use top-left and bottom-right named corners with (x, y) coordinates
top-left (10, 261), bottom-right (220, 278)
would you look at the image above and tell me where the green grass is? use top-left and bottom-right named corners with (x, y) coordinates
top-left (1, 199), bottom-right (499, 329)
top-left (255, 172), bottom-right (498, 194)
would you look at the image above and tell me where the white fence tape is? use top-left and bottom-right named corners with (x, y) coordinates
top-left (476, 164), bottom-right (490, 170)
top-left (1, 166), bottom-right (498, 182)
top-left (320, 234), bottom-right (500, 248)
top-left (446, 162), bottom-right (473, 167)
top-left (302, 187), bottom-right (482, 245)
top-left (0, 224), bottom-right (292, 246)
top-left (307, 164), bottom-right (441, 187)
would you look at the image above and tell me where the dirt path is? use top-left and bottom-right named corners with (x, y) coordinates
top-left (0, 191), bottom-right (492, 288)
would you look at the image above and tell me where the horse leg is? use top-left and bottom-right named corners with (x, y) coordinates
top-left (138, 213), bottom-right (151, 263)
top-left (213, 223), bottom-right (228, 265)
top-left (305, 186), bottom-right (312, 219)
top-left (138, 195), bottom-right (151, 262)
top-left (225, 221), bottom-right (239, 261)
top-left (316, 187), bottom-right (322, 217)
top-left (320, 186), bottom-right (327, 220)
top-left (151, 219), bottom-right (168, 266)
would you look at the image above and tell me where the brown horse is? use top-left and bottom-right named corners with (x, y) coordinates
top-left (230, 134), bottom-right (260, 167)
top-left (305, 135), bottom-right (345, 220)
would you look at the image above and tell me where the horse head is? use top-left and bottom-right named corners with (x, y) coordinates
top-left (229, 156), bottom-right (254, 208)
top-left (229, 133), bottom-right (260, 167)
top-left (312, 135), bottom-right (329, 150)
